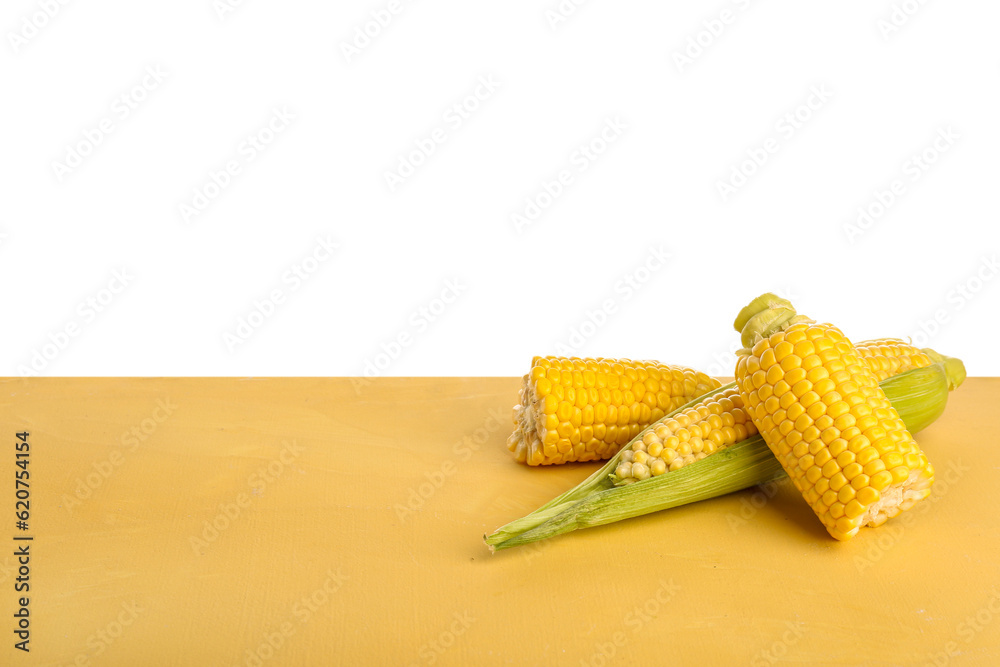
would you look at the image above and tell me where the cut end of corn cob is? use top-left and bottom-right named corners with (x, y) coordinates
top-left (507, 357), bottom-right (721, 466)
top-left (733, 295), bottom-right (936, 541)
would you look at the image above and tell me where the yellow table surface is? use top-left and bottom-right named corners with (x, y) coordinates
top-left (1, 377), bottom-right (998, 666)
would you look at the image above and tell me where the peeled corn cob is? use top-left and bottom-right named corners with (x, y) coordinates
top-left (733, 294), bottom-right (936, 541)
top-left (507, 357), bottom-right (720, 466)
top-left (613, 386), bottom-right (751, 482)
top-left (610, 340), bottom-right (933, 483)
top-left (485, 357), bottom-right (963, 551)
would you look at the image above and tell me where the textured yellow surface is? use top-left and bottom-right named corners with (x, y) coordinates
top-left (0, 377), bottom-right (998, 666)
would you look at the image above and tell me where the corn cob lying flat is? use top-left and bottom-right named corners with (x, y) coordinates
top-left (507, 357), bottom-right (721, 466)
top-left (733, 294), bottom-right (935, 541)
top-left (607, 340), bottom-right (931, 484)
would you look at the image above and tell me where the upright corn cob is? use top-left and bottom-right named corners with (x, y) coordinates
top-left (609, 339), bottom-right (932, 484)
top-left (733, 294), bottom-right (935, 541)
top-left (507, 357), bottom-right (720, 465)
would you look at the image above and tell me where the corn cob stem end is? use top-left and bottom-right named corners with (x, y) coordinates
top-left (922, 348), bottom-right (967, 390)
top-left (734, 293), bottom-right (814, 349)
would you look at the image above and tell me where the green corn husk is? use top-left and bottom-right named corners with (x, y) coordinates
top-left (485, 356), bottom-right (965, 552)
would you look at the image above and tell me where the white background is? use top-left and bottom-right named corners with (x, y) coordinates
top-left (2, 0), bottom-right (998, 377)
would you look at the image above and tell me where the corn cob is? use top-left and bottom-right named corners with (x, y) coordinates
top-left (507, 357), bottom-right (720, 466)
top-left (486, 355), bottom-right (963, 551)
top-left (609, 339), bottom-right (931, 484)
top-left (733, 294), bottom-right (936, 541)
top-left (855, 338), bottom-right (933, 381)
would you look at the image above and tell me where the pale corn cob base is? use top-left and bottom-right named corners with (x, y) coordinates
top-left (507, 383), bottom-right (616, 464)
top-left (861, 469), bottom-right (933, 528)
